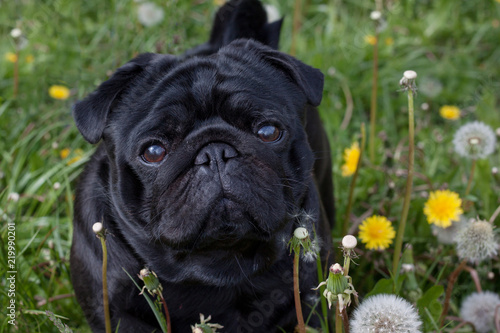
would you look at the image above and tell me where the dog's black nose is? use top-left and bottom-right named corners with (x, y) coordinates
top-left (194, 143), bottom-right (238, 170)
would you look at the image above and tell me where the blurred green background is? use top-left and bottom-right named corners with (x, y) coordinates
top-left (1, 0), bottom-right (499, 332)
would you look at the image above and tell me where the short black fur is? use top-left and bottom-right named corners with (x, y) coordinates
top-left (71, 1), bottom-right (334, 332)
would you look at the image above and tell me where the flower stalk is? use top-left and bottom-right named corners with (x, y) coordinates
top-left (289, 227), bottom-right (312, 333)
top-left (93, 222), bottom-right (111, 333)
top-left (392, 70), bottom-right (416, 280)
top-left (463, 159), bottom-right (476, 210)
top-left (343, 123), bottom-right (366, 236)
top-left (440, 259), bottom-right (467, 328)
top-left (293, 248), bottom-right (306, 333)
top-left (290, 0), bottom-right (303, 56)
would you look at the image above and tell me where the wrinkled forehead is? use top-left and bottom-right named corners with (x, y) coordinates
top-left (111, 53), bottom-right (300, 141)
top-left (146, 57), bottom-right (295, 118)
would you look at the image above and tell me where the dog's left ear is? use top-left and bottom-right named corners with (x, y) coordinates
top-left (229, 40), bottom-right (324, 106)
top-left (73, 53), bottom-right (176, 144)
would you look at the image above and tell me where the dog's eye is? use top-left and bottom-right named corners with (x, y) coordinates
top-left (142, 145), bottom-right (167, 163)
top-left (257, 125), bottom-right (281, 143)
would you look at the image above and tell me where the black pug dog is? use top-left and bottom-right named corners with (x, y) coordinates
top-left (70, 0), bottom-right (334, 332)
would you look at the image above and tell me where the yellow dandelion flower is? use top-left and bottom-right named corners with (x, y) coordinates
top-left (358, 215), bottom-right (396, 250)
top-left (213, 0), bottom-right (225, 5)
top-left (5, 52), bottom-right (18, 63)
top-left (385, 37), bottom-right (394, 46)
top-left (439, 105), bottom-right (461, 120)
top-left (60, 148), bottom-right (71, 159)
top-left (49, 85), bottom-right (70, 100)
top-left (341, 142), bottom-right (360, 177)
top-left (364, 35), bottom-right (377, 46)
top-left (26, 54), bottom-right (34, 63)
top-left (424, 190), bottom-right (463, 228)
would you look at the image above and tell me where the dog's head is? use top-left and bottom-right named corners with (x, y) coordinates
top-left (73, 40), bottom-right (323, 286)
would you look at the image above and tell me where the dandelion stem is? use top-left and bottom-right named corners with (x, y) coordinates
top-left (440, 259), bottom-right (467, 328)
top-left (392, 84), bottom-right (415, 280)
top-left (464, 160), bottom-right (476, 197)
top-left (463, 159), bottom-right (476, 210)
top-left (341, 309), bottom-right (350, 333)
top-left (490, 204), bottom-right (500, 224)
top-left (98, 236), bottom-right (112, 333)
top-left (316, 256), bottom-right (329, 333)
top-left (159, 294), bottom-right (171, 333)
top-left (293, 247), bottom-right (306, 333)
top-left (343, 123), bottom-right (366, 236)
top-left (290, 0), bottom-right (303, 56)
top-left (335, 304), bottom-right (343, 333)
top-left (368, 32), bottom-right (379, 164)
top-left (463, 265), bottom-right (482, 293)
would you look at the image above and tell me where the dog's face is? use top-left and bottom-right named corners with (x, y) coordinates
top-left (74, 40), bottom-right (323, 286)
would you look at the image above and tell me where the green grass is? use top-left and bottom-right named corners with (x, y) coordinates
top-left (1, 0), bottom-right (499, 332)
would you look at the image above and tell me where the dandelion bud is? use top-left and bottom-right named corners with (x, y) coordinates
top-left (330, 263), bottom-right (343, 275)
top-left (403, 70), bottom-right (417, 80)
top-left (399, 70), bottom-right (417, 92)
top-left (342, 235), bottom-right (357, 249)
top-left (138, 268), bottom-right (163, 296)
top-left (293, 227), bottom-right (308, 240)
top-left (92, 222), bottom-right (103, 234)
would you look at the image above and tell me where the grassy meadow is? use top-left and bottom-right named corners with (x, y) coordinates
top-left (1, 0), bottom-right (499, 332)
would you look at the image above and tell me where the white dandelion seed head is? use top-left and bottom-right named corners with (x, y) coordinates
top-left (455, 219), bottom-right (498, 264)
top-left (492, 167), bottom-right (498, 175)
top-left (432, 215), bottom-right (468, 245)
top-left (350, 294), bottom-right (423, 333)
top-left (137, 2), bottom-right (165, 27)
top-left (460, 291), bottom-right (500, 333)
top-left (452, 121), bottom-right (496, 159)
top-left (342, 235), bottom-right (357, 249)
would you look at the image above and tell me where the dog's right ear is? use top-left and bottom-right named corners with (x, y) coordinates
top-left (73, 53), bottom-right (174, 144)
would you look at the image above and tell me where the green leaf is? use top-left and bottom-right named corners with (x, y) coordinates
top-left (364, 278), bottom-right (393, 298)
top-left (417, 285), bottom-right (444, 330)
